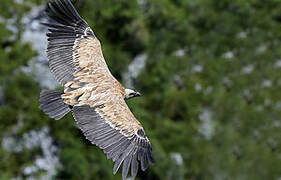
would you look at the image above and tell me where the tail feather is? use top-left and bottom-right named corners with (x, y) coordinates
top-left (39, 90), bottom-right (71, 120)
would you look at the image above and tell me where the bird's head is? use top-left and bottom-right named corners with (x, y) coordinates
top-left (125, 89), bottom-right (141, 100)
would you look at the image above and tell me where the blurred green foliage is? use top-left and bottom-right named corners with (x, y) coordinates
top-left (0, 0), bottom-right (281, 179)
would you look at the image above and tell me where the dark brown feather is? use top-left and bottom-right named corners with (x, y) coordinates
top-left (44, 0), bottom-right (95, 85)
top-left (72, 105), bottom-right (154, 179)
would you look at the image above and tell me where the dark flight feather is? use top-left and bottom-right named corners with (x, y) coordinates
top-left (43, 0), bottom-right (94, 85)
top-left (72, 105), bottom-right (154, 179)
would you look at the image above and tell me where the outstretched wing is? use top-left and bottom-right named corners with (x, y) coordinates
top-left (72, 97), bottom-right (154, 180)
top-left (44, 0), bottom-right (109, 85)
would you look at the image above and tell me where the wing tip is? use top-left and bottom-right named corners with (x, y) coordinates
top-left (113, 142), bottom-right (154, 179)
top-left (46, 0), bottom-right (80, 24)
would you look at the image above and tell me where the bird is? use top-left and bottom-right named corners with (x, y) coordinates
top-left (39, 0), bottom-right (154, 179)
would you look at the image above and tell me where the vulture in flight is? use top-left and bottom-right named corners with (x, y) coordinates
top-left (39, 0), bottom-right (154, 179)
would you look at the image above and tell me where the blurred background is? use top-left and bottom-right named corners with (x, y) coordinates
top-left (0, 0), bottom-right (281, 179)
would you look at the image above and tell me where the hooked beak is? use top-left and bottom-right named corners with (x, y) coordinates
top-left (135, 92), bottom-right (141, 97)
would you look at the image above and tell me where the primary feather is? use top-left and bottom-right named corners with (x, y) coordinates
top-left (39, 0), bottom-right (154, 179)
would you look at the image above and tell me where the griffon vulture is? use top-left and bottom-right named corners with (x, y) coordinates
top-left (39, 0), bottom-right (154, 179)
